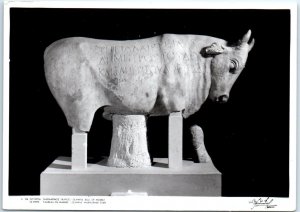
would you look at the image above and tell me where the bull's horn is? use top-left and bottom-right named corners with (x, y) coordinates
top-left (248, 38), bottom-right (255, 52)
top-left (241, 29), bottom-right (252, 43)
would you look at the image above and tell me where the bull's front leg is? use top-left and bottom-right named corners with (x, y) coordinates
top-left (190, 125), bottom-right (212, 163)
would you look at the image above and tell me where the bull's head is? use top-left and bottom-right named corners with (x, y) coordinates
top-left (204, 30), bottom-right (255, 103)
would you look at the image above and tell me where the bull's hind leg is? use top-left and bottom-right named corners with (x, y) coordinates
top-left (190, 125), bottom-right (212, 163)
top-left (65, 103), bottom-right (98, 132)
top-left (66, 101), bottom-right (103, 170)
top-left (68, 106), bottom-right (93, 170)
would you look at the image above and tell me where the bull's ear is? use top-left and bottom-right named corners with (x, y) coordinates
top-left (202, 42), bottom-right (226, 57)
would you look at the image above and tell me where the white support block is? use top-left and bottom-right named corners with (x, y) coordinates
top-left (72, 128), bottom-right (87, 170)
top-left (168, 112), bottom-right (183, 169)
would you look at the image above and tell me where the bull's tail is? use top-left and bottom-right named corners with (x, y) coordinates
top-left (44, 38), bottom-right (68, 61)
top-left (44, 45), bottom-right (51, 60)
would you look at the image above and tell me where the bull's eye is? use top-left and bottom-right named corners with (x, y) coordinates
top-left (229, 59), bottom-right (239, 74)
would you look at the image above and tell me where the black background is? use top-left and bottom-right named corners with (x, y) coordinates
top-left (9, 8), bottom-right (290, 196)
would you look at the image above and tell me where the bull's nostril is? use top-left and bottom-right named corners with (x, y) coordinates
top-left (218, 95), bottom-right (228, 103)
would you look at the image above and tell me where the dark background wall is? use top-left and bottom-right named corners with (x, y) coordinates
top-left (9, 8), bottom-right (290, 196)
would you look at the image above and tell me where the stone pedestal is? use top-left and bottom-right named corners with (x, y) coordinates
top-left (40, 157), bottom-right (221, 196)
top-left (107, 115), bottom-right (151, 168)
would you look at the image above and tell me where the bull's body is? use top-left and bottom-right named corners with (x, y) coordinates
top-left (44, 33), bottom-right (253, 132)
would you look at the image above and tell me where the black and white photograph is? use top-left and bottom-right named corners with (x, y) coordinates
top-left (2, 1), bottom-right (297, 211)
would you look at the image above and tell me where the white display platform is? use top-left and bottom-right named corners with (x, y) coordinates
top-left (40, 157), bottom-right (221, 196)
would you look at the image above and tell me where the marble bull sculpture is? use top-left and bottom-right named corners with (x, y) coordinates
top-left (44, 30), bottom-right (254, 132)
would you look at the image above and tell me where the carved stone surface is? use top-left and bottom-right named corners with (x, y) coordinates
top-left (44, 31), bottom-right (254, 132)
top-left (44, 31), bottom-right (254, 169)
top-left (190, 125), bottom-right (211, 163)
top-left (107, 115), bottom-right (151, 168)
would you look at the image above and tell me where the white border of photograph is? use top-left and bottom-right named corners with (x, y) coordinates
top-left (2, 0), bottom-right (297, 211)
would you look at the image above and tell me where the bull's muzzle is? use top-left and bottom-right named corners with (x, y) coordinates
top-left (215, 95), bottom-right (229, 103)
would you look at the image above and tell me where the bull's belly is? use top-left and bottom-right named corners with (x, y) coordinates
top-left (102, 84), bottom-right (159, 115)
top-left (98, 67), bottom-right (160, 111)
top-left (96, 66), bottom-right (187, 117)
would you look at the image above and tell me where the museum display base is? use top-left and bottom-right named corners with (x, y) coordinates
top-left (40, 157), bottom-right (221, 196)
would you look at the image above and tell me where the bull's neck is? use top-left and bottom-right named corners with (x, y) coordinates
top-left (192, 35), bottom-right (226, 102)
top-left (183, 37), bottom-right (214, 118)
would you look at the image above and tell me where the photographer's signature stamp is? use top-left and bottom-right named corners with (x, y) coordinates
top-left (249, 197), bottom-right (277, 209)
